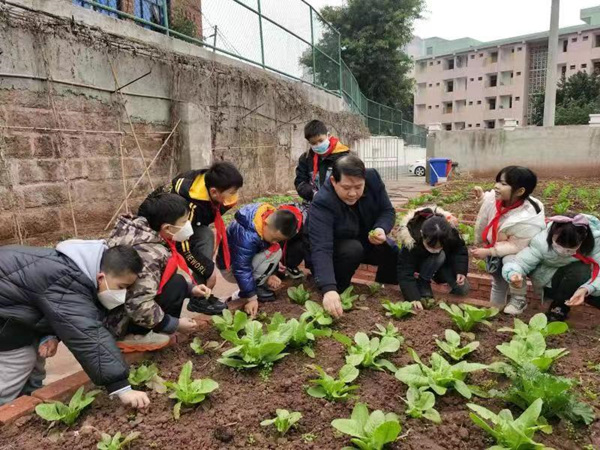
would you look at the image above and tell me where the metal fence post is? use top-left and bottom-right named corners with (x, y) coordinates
top-left (162, 0), bottom-right (169, 36)
top-left (257, 0), bottom-right (266, 68)
top-left (310, 7), bottom-right (316, 85)
top-left (213, 25), bottom-right (218, 52)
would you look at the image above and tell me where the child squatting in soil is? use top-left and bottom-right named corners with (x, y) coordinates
top-left (105, 192), bottom-right (212, 353)
top-left (222, 202), bottom-right (302, 317)
top-left (504, 214), bottom-right (600, 321)
top-left (472, 166), bottom-right (546, 315)
top-left (397, 207), bottom-right (470, 304)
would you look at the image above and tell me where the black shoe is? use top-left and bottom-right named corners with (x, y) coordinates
top-left (546, 304), bottom-right (569, 322)
top-left (417, 278), bottom-right (434, 298)
top-left (187, 295), bottom-right (227, 315)
top-left (256, 285), bottom-right (276, 303)
top-left (285, 267), bottom-right (305, 280)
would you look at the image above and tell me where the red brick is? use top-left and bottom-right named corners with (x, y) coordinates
top-left (0, 396), bottom-right (41, 425)
top-left (468, 273), bottom-right (493, 286)
top-left (32, 370), bottom-right (91, 403)
top-left (366, 265), bottom-right (377, 273)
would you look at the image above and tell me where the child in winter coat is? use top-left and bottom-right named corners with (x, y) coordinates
top-left (504, 214), bottom-right (600, 321)
top-left (472, 166), bottom-right (545, 315)
top-left (397, 207), bottom-right (469, 303)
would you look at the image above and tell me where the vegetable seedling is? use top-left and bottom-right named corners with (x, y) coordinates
top-left (372, 322), bottom-right (404, 342)
top-left (287, 284), bottom-right (311, 306)
top-left (300, 301), bottom-right (333, 327)
top-left (260, 409), bottom-right (302, 435)
top-left (97, 432), bottom-right (140, 450)
top-left (35, 386), bottom-right (100, 427)
top-left (345, 331), bottom-right (401, 372)
top-left (212, 309), bottom-right (248, 336)
top-left (128, 363), bottom-right (166, 393)
top-left (439, 302), bottom-right (498, 332)
top-left (367, 282), bottom-right (383, 296)
top-left (435, 329), bottom-right (480, 361)
top-left (403, 386), bottom-right (441, 424)
top-left (190, 337), bottom-right (205, 355)
top-left (340, 286), bottom-right (359, 311)
top-left (382, 299), bottom-right (415, 319)
top-left (331, 403), bottom-right (401, 450)
top-left (497, 313), bottom-right (568, 339)
top-left (271, 315), bottom-right (331, 358)
top-left (307, 364), bottom-right (359, 401)
top-left (164, 361), bottom-right (219, 419)
top-left (467, 399), bottom-right (552, 449)
top-left (495, 333), bottom-right (569, 372)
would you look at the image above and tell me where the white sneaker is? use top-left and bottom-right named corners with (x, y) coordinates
top-left (117, 331), bottom-right (171, 353)
top-left (503, 296), bottom-right (528, 315)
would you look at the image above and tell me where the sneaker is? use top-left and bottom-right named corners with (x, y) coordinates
top-left (546, 304), bottom-right (569, 322)
top-left (187, 295), bottom-right (227, 315)
top-left (503, 296), bottom-right (528, 315)
top-left (417, 278), bottom-right (434, 298)
top-left (285, 267), bottom-right (305, 279)
top-left (256, 285), bottom-right (276, 303)
top-left (117, 331), bottom-right (171, 353)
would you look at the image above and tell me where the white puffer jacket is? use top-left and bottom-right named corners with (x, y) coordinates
top-left (474, 191), bottom-right (546, 257)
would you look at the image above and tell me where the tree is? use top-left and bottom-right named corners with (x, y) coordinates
top-left (531, 71), bottom-right (600, 125)
top-left (301, 0), bottom-right (425, 121)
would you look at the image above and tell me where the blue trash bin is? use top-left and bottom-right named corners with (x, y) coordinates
top-left (429, 158), bottom-right (450, 186)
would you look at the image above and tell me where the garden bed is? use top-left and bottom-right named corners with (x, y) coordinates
top-left (2, 282), bottom-right (599, 449)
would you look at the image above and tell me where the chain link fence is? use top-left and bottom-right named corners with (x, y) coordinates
top-left (76, 0), bottom-right (427, 146)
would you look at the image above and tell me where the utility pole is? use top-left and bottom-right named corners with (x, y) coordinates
top-left (543, 0), bottom-right (560, 126)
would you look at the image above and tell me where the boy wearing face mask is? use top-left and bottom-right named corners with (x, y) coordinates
top-left (0, 243), bottom-right (151, 409)
top-left (106, 193), bottom-right (212, 352)
top-left (151, 161), bottom-right (243, 313)
top-left (397, 207), bottom-right (470, 303)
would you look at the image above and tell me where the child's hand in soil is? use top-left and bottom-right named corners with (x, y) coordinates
top-left (509, 273), bottom-right (523, 289)
top-left (192, 284), bottom-right (212, 298)
top-left (412, 301), bottom-right (424, 310)
top-left (38, 337), bottom-right (59, 358)
top-left (368, 228), bottom-right (386, 245)
top-left (456, 274), bottom-right (467, 286)
top-left (244, 297), bottom-right (259, 317)
top-left (471, 248), bottom-right (491, 259)
top-left (118, 389), bottom-right (150, 409)
top-left (177, 317), bottom-right (199, 333)
top-left (323, 291), bottom-right (343, 318)
top-left (473, 186), bottom-right (485, 201)
top-left (566, 287), bottom-right (588, 307)
top-left (267, 275), bottom-right (282, 290)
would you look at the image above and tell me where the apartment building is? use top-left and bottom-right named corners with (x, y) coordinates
top-left (413, 6), bottom-right (600, 130)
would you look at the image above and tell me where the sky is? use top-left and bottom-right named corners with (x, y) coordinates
top-left (306, 0), bottom-right (600, 43)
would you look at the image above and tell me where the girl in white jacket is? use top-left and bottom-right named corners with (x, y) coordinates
top-left (472, 166), bottom-right (546, 315)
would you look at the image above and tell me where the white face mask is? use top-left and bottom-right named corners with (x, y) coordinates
top-left (423, 241), bottom-right (443, 254)
top-left (552, 241), bottom-right (578, 257)
top-left (171, 221), bottom-right (194, 242)
top-left (311, 137), bottom-right (331, 155)
top-left (97, 278), bottom-right (127, 310)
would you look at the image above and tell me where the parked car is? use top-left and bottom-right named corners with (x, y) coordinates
top-left (409, 159), bottom-right (426, 177)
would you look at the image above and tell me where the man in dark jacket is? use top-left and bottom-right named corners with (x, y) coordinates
top-left (0, 241), bottom-right (150, 409)
top-left (307, 155), bottom-right (398, 318)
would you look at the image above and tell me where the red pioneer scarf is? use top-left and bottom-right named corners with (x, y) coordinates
top-left (482, 200), bottom-right (524, 248)
top-left (312, 137), bottom-right (339, 181)
top-left (157, 239), bottom-right (194, 294)
top-left (213, 205), bottom-right (231, 270)
top-left (574, 253), bottom-right (600, 283)
top-left (261, 208), bottom-right (281, 257)
top-left (277, 205), bottom-right (303, 265)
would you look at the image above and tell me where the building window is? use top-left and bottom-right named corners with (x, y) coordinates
top-left (485, 120), bottom-right (496, 129)
top-left (73, 0), bottom-right (118, 17)
top-left (437, 61), bottom-right (441, 64)
top-left (436, 105), bottom-right (440, 108)
top-left (446, 58), bottom-right (455, 70)
top-left (133, 0), bottom-right (168, 28)
top-left (490, 51), bottom-right (498, 63)
top-left (476, 123), bottom-right (481, 127)
top-left (596, 34), bottom-right (600, 48)
top-left (489, 74), bottom-right (498, 87)
top-left (561, 65), bottom-right (567, 78)
top-left (468, 101), bottom-right (473, 105)
top-left (427, 46), bottom-right (433, 55)
top-left (470, 78), bottom-right (474, 81)
top-left (436, 82), bottom-right (440, 86)
top-left (570, 65), bottom-right (576, 70)
top-left (516, 71), bottom-right (522, 76)
top-left (429, 62), bottom-right (434, 66)
top-left (479, 53), bottom-right (484, 57)
top-left (477, 100), bottom-right (482, 105)
top-left (478, 76), bottom-right (483, 81)
top-left (444, 124), bottom-right (452, 131)
top-left (583, 35), bottom-right (589, 41)
top-left (468, 124), bottom-right (472, 127)
top-left (595, 61), bottom-right (600, 74)
top-left (488, 98), bottom-right (497, 110)
top-left (446, 80), bottom-right (454, 92)
top-left (582, 64), bottom-right (588, 69)
top-left (443, 102), bottom-right (453, 114)
top-left (429, 83), bottom-right (433, 87)
top-left (428, 106), bottom-right (432, 109)
top-left (470, 54), bottom-right (475, 59)
top-left (563, 40), bottom-right (568, 52)
top-left (517, 47), bottom-right (522, 51)
top-left (515, 97), bottom-right (520, 101)
top-left (511, 48), bottom-right (515, 53)
top-left (572, 37), bottom-right (577, 43)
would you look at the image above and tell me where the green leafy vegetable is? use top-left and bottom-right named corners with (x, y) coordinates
top-left (458, 223), bottom-right (475, 245)
top-left (345, 332), bottom-right (401, 372)
top-left (190, 337), bottom-right (205, 355)
top-left (340, 286), bottom-right (360, 311)
top-left (164, 361), bottom-right (219, 419)
top-left (372, 323), bottom-right (404, 342)
top-left (419, 297), bottom-right (438, 310)
top-left (368, 282), bottom-right (383, 296)
top-left (212, 309), bottom-right (248, 336)
top-left (97, 432), bottom-right (140, 450)
top-left (331, 403), bottom-right (401, 450)
top-left (307, 364), bottom-right (359, 401)
top-left (128, 363), bottom-right (166, 393)
top-left (494, 364), bottom-right (595, 425)
top-left (382, 299), bottom-right (415, 319)
top-left (403, 386), bottom-right (441, 424)
top-left (435, 329), bottom-right (479, 361)
top-left (35, 386), bottom-right (100, 426)
top-left (287, 284), bottom-right (311, 305)
top-left (271, 315), bottom-right (331, 358)
top-left (395, 348), bottom-right (487, 399)
top-left (497, 313), bottom-right (569, 339)
top-left (301, 301), bottom-right (333, 327)
top-left (439, 302), bottom-right (498, 332)
top-left (218, 320), bottom-right (290, 369)
top-left (496, 333), bottom-right (569, 372)
top-left (467, 399), bottom-right (553, 449)
top-left (260, 409), bottom-right (302, 435)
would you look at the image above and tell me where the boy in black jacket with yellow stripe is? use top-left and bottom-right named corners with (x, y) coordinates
top-left (152, 161), bottom-right (243, 314)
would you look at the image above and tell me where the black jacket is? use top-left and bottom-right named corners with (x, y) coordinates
top-left (307, 169), bottom-right (396, 293)
top-left (294, 142), bottom-right (349, 202)
top-left (0, 245), bottom-right (130, 394)
top-left (397, 207), bottom-right (469, 301)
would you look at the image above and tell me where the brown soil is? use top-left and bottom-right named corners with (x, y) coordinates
top-left (2, 283), bottom-right (599, 450)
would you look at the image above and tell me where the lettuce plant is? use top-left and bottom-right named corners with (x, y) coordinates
top-left (395, 348), bottom-right (487, 399)
top-left (403, 386), bottom-right (441, 424)
top-left (331, 403), bottom-right (401, 450)
top-left (382, 299), bottom-right (415, 319)
top-left (439, 302), bottom-right (498, 332)
top-left (164, 361), bottom-right (219, 419)
top-left (212, 309), bottom-right (248, 337)
top-left (260, 409), bottom-right (302, 435)
top-left (498, 313), bottom-right (569, 339)
top-left (367, 282), bottom-right (383, 296)
top-left (340, 286), bottom-right (359, 311)
top-left (97, 432), bottom-right (140, 450)
top-left (496, 333), bottom-right (569, 372)
top-left (273, 315), bottom-right (331, 358)
top-left (128, 363), bottom-right (166, 393)
top-left (345, 332), bottom-right (401, 372)
top-left (307, 364), bottom-right (359, 401)
top-left (435, 329), bottom-right (479, 361)
top-left (35, 386), bottom-right (100, 426)
top-left (372, 322), bottom-right (404, 342)
top-left (301, 301), bottom-right (333, 327)
top-left (287, 284), bottom-right (311, 305)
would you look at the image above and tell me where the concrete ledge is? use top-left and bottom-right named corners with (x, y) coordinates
top-left (0, 395), bottom-right (41, 425)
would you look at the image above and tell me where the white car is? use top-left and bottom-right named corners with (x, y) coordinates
top-left (409, 160), bottom-right (426, 177)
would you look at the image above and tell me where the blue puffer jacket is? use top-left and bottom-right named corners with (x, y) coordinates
top-left (227, 203), bottom-right (274, 298)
